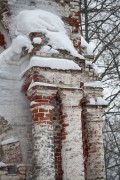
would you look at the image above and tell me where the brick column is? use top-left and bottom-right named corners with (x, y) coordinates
top-left (52, 95), bottom-right (63, 180)
top-left (84, 106), bottom-right (106, 180)
top-left (82, 85), bottom-right (106, 180)
top-left (63, 0), bottom-right (82, 53)
top-left (60, 88), bottom-right (85, 180)
top-left (27, 86), bottom-right (57, 180)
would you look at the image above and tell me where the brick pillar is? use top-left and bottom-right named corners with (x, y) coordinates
top-left (63, 0), bottom-right (82, 53)
top-left (84, 106), bottom-right (106, 180)
top-left (82, 85), bottom-right (106, 180)
top-left (60, 89), bottom-right (85, 180)
top-left (27, 86), bottom-right (57, 180)
top-left (69, 0), bottom-right (81, 53)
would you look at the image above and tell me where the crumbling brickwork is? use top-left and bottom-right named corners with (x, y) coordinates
top-left (22, 64), bottom-right (85, 179)
top-left (21, 20), bottom-right (106, 180)
top-left (83, 85), bottom-right (106, 180)
top-left (0, 116), bottom-right (32, 180)
top-left (0, 0), bottom-right (106, 180)
top-left (27, 87), bottom-right (57, 180)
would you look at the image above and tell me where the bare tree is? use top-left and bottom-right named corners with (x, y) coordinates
top-left (80, 0), bottom-right (120, 179)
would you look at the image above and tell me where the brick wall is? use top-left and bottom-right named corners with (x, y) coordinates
top-left (0, 0), bottom-right (107, 180)
top-left (8, 0), bottom-right (81, 52)
top-left (60, 89), bottom-right (84, 180)
top-left (83, 105), bottom-right (106, 180)
top-left (23, 65), bottom-right (85, 179)
top-left (27, 86), bottom-right (57, 180)
top-left (81, 83), bottom-right (106, 179)
top-left (21, 10), bottom-right (106, 180)
top-left (0, 116), bottom-right (32, 180)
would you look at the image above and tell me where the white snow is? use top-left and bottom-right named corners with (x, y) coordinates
top-left (8, 0), bottom-right (16, 4)
top-left (0, 9), bottom-right (84, 76)
top-left (85, 62), bottom-right (103, 74)
top-left (85, 62), bottom-right (103, 75)
top-left (0, 35), bottom-right (33, 62)
top-left (28, 82), bottom-right (57, 90)
top-left (0, 162), bottom-right (7, 167)
top-left (92, 63), bottom-right (103, 74)
top-left (30, 103), bottom-right (54, 110)
top-left (84, 81), bottom-right (102, 88)
top-left (22, 56), bottom-right (81, 75)
top-left (89, 98), bottom-right (96, 105)
top-left (40, 45), bottom-right (59, 54)
top-left (28, 81), bottom-right (81, 91)
top-left (33, 37), bottom-right (42, 44)
top-left (16, 9), bottom-right (65, 34)
top-left (97, 97), bottom-right (108, 105)
top-left (1, 137), bottom-right (19, 145)
top-left (16, 164), bottom-right (25, 168)
top-left (17, 163), bottom-right (31, 167)
top-left (11, 35), bottom-right (33, 54)
top-left (88, 97), bottom-right (108, 105)
top-left (30, 101), bottom-right (40, 106)
top-left (81, 35), bottom-right (94, 55)
top-left (85, 60), bottom-right (92, 65)
top-left (0, 35), bottom-right (33, 78)
top-left (46, 31), bottom-right (84, 58)
top-left (15, 9), bottom-right (84, 59)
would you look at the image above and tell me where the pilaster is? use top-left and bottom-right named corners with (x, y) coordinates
top-left (27, 86), bottom-right (58, 180)
top-left (82, 85), bottom-right (107, 180)
top-left (60, 88), bottom-right (85, 180)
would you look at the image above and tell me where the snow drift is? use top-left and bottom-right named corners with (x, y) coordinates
top-left (16, 9), bottom-right (84, 58)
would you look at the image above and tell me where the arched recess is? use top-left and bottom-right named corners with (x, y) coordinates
top-left (52, 92), bottom-right (63, 180)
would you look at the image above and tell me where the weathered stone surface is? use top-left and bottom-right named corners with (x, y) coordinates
top-left (1, 175), bottom-right (20, 180)
top-left (0, 0), bottom-right (106, 180)
top-left (0, 168), bottom-right (8, 175)
top-left (2, 142), bottom-right (22, 164)
top-left (60, 90), bottom-right (84, 180)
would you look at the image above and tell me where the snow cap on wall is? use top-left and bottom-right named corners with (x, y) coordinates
top-left (81, 36), bottom-right (94, 55)
top-left (15, 9), bottom-right (84, 59)
top-left (1, 136), bottom-right (19, 145)
top-left (88, 97), bottom-right (108, 106)
top-left (84, 81), bottom-right (102, 88)
top-left (22, 56), bottom-right (81, 75)
top-left (0, 35), bottom-right (33, 62)
top-left (0, 9), bottom-right (85, 79)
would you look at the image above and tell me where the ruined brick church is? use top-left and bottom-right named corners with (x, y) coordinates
top-left (0, 0), bottom-right (107, 180)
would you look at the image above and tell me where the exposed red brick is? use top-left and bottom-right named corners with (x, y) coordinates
top-left (31, 108), bottom-right (39, 113)
top-left (62, 123), bottom-right (69, 127)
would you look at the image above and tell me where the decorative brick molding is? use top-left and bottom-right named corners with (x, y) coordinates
top-left (21, 38), bottom-right (106, 180)
top-left (0, 0), bottom-right (107, 179)
top-left (22, 61), bottom-right (86, 179)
